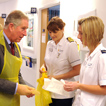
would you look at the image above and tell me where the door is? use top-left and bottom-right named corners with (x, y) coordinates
top-left (0, 17), bottom-right (4, 31)
top-left (40, 8), bottom-right (49, 67)
top-left (40, 5), bottom-right (60, 67)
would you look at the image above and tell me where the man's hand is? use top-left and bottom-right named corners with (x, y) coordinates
top-left (16, 84), bottom-right (35, 98)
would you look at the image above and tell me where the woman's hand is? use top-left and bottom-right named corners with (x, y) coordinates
top-left (48, 75), bottom-right (55, 79)
top-left (63, 81), bottom-right (79, 92)
top-left (39, 64), bottom-right (47, 73)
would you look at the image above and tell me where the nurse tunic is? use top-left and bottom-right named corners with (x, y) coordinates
top-left (73, 43), bottom-right (106, 106)
top-left (44, 36), bottom-right (81, 99)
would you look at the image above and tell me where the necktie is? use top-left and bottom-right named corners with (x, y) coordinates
top-left (10, 42), bottom-right (15, 55)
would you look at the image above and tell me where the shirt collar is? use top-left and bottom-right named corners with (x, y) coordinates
top-left (87, 43), bottom-right (103, 59)
top-left (57, 36), bottom-right (66, 46)
top-left (3, 31), bottom-right (11, 45)
top-left (51, 36), bottom-right (66, 47)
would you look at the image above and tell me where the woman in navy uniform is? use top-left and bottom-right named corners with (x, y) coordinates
top-left (40, 16), bottom-right (81, 106)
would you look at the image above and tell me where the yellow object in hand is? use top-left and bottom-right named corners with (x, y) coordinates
top-left (42, 68), bottom-right (48, 78)
top-left (42, 67), bottom-right (46, 72)
top-left (35, 67), bottom-right (52, 106)
top-left (32, 89), bottom-right (40, 95)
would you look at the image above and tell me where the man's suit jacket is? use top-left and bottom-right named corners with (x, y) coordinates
top-left (0, 37), bottom-right (26, 95)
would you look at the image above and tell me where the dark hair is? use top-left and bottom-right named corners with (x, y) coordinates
top-left (47, 16), bottom-right (65, 32)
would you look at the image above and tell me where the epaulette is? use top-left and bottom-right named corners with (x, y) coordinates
top-left (67, 37), bottom-right (74, 43)
top-left (101, 50), bottom-right (106, 54)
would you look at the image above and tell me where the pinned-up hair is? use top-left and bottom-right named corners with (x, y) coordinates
top-left (47, 16), bottom-right (65, 32)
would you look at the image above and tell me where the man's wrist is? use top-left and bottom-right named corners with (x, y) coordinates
top-left (14, 83), bottom-right (18, 94)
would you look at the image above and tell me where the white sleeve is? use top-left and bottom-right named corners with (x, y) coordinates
top-left (99, 54), bottom-right (106, 86)
top-left (68, 42), bottom-right (81, 67)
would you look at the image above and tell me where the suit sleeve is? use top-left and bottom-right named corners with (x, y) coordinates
top-left (0, 79), bottom-right (16, 95)
top-left (18, 72), bottom-right (26, 84)
top-left (18, 44), bottom-right (26, 85)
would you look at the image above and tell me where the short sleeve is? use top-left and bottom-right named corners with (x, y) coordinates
top-left (67, 42), bottom-right (81, 67)
top-left (98, 54), bottom-right (106, 86)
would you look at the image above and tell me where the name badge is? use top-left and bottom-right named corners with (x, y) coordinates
top-left (49, 48), bottom-right (53, 52)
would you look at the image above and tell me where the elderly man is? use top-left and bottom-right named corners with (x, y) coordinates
top-left (0, 10), bottom-right (35, 106)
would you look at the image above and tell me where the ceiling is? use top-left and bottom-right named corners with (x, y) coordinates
top-left (0, 0), bottom-right (11, 3)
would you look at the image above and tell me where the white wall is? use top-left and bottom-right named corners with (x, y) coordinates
top-left (16, 1), bottom-right (40, 106)
top-left (95, 0), bottom-right (106, 47)
top-left (60, 0), bottom-right (96, 37)
top-left (0, 0), bottom-right (18, 16)
top-left (40, 0), bottom-right (60, 7)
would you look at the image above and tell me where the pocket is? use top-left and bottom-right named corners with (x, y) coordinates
top-left (81, 98), bottom-right (95, 106)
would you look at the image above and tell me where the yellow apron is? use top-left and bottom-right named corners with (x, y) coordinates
top-left (0, 31), bottom-right (22, 106)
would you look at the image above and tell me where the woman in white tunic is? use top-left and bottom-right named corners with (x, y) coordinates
top-left (40, 16), bottom-right (81, 106)
top-left (64, 16), bottom-right (106, 106)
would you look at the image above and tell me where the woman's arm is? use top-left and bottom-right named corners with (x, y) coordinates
top-left (50, 64), bottom-right (81, 80)
top-left (64, 81), bottom-right (106, 95)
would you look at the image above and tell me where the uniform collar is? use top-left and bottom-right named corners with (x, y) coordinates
top-left (87, 43), bottom-right (103, 59)
top-left (51, 36), bottom-right (66, 47)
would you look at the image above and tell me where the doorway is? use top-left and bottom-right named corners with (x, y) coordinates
top-left (0, 17), bottom-right (4, 31)
top-left (40, 5), bottom-right (60, 67)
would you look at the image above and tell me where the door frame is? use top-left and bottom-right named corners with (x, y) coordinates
top-left (36, 1), bottom-right (60, 74)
